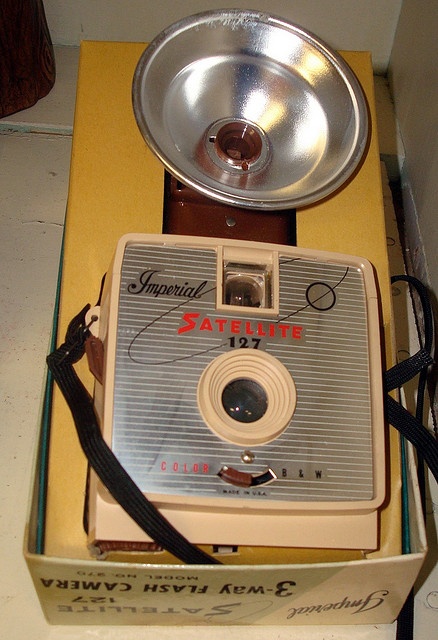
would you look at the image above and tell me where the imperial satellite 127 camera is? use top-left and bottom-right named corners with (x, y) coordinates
top-left (87, 234), bottom-right (385, 553)
top-left (84, 9), bottom-right (385, 556)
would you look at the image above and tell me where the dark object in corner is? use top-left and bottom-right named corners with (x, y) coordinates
top-left (0, 0), bottom-right (55, 117)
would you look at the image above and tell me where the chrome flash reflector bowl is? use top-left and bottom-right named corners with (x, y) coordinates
top-left (133, 10), bottom-right (369, 210)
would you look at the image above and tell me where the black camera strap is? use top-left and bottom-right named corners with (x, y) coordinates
top-left (386, 275), bottom-right (436, 640)
top-left (46, 306), bottom-right (220, 565)
top-left (386, 275), bottom-right (437, 492)
top-left (46, 275), bottom-right (436, 581)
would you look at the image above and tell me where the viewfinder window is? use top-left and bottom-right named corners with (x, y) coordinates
top-left (223, 262), bottom-right (272, 309)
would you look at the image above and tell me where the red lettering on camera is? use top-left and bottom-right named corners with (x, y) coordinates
top-left (160, 461), bottom-right (209, 474)
top-left (177, 312), bottom-right (303, 340)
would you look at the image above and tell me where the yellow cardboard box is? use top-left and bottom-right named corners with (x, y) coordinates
top-left (24, 41), bottom-right (426, 625)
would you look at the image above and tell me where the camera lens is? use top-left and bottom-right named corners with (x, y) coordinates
top-left (222, 378), bottom-right (268, 423)
top-left (225, 275), bottom-right (263, 307)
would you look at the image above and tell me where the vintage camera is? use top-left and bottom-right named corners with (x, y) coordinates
top-left (87, 233), bottom-right (385, 553)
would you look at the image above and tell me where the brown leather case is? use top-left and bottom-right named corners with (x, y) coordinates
top-left (162, 174), bottom-right (296, 245)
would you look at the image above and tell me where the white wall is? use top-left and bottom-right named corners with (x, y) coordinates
top-left (389, 1), bottom-right (438, 301)
top-left (43, 0), bottom-right (402, 72)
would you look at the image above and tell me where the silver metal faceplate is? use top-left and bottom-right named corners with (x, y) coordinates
top-left (111, 243), bottom-right (375, 503)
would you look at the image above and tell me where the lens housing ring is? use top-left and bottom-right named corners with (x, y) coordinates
top-left (197, 349), bottom-right (296, 445)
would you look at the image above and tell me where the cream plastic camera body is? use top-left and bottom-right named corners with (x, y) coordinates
top-left (88, 234), bottom-right (386, 553)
